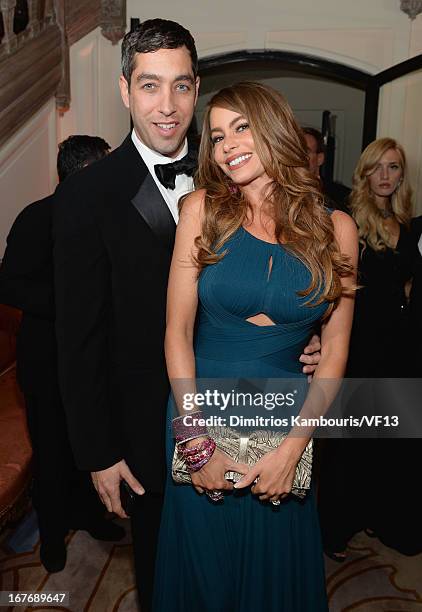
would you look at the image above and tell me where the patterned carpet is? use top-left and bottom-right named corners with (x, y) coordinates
top-left (0, 519), bottom-right (421, 612)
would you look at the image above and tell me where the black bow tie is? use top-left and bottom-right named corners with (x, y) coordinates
top-left (154, 150), bottom-right (197, 190)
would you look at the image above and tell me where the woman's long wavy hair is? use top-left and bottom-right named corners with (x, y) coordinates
top-left (349, 137), bottom-right (413, 252)
top-left (193, 81), bottom-right (353, 315)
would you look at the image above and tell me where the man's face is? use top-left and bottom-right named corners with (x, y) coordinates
top-left (119, 46), bottom-right (199, 158)
top-left (304, 133), bottom-right (324, 178)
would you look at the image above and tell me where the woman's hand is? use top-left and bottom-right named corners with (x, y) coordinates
top-left (233, 440), bottom-right (304, 503)
top-left (190, 445), bottom-right (249, 495)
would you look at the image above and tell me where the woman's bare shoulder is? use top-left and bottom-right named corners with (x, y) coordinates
top-left (179, 188), bottom-right (206, 220)
top-left (331, 209), bottom-right (358, 239)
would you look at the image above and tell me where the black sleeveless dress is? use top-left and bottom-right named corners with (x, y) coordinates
top-left (318, 224), bottom-right (422, 556)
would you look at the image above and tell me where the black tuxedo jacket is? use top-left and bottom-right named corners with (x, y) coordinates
top-left (0, 196), bottom-right (57, 393)
top-left (53, 135), bottom-right (180, 492)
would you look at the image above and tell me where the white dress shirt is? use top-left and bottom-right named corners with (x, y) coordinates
top-left (131, 129), bottom-right (194, 223)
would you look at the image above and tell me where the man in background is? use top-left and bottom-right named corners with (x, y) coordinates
top-left (0, 135), bottom-right (124, 574)
top-left (303, 126), bottom-right (350, 211)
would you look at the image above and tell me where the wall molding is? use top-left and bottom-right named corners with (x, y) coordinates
top-left (400, 0), bottom-right (422, 20)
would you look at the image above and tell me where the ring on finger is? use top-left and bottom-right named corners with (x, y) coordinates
top-left (206, 490), bottom-right (224, 502)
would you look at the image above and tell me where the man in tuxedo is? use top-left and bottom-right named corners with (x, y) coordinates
top-left (53, 20), bottom-right (199, 610)
top-left (53, 19), bottom-right (321, 609)
top-left (0, 135), bottom-right (126, 574)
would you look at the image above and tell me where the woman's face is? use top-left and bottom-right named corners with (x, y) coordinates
top-left (367, 148), bottom-right (403, 199)
top-left (209, 107), bottom-right (268, 187)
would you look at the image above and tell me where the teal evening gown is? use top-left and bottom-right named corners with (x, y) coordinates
top-left (153, 226), bottom-right (329, 611)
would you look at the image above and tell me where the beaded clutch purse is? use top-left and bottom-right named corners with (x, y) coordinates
top-left (172, 426), bottom-right (313, 498)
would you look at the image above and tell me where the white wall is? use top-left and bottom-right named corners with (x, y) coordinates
top-left (57, 27), bottom-right (129, 150)
top-left (127, 0), bottom-right (414, 71)
top-left (378, 69), bottom-right (422, 214)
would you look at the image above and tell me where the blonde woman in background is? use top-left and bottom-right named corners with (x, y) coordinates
top-left (349, 137), bottom-right (414, 379)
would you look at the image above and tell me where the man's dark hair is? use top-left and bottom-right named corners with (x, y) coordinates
top-left (57, 135), bottom-right (110, 182)
top-left (121, 18), bottom-right (198, 87)
top-left (302, 127), bottom-right (325, 154)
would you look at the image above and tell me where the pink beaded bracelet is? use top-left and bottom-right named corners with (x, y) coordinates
top-left (181, 437), bottom-right (212, 457)
top-left (178, 437), bottom-right (216, 473)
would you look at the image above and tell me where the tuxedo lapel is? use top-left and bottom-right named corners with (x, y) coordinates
top-left (120, 133), bottom-right (198, 252)
top-left (131, 172), bottom-right (176, 252)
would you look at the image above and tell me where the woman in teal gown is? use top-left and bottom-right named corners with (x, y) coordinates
top-left (153, 82), bottom-right (357, 611)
